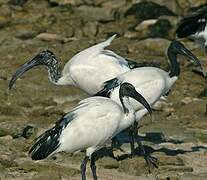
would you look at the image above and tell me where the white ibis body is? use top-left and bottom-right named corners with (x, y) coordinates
top-left (95, 40), bottom-right (202, 152)
top-left (176, 7), bottom-right (207, 53)
top-left (9, 35), bottom-right (144, 94)
top-left (29, 83), bottom-right (153, 180)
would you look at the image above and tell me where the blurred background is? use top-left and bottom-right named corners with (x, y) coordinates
top-left (0, 0), bottom-right (207, 179)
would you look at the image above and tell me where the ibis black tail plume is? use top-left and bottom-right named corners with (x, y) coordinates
top-left (29, 112), bottom-right (76, 160)
top-left (29, 127), bottom-right (60, 160)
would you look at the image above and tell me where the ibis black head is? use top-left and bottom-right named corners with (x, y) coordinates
top-left (9, 50), bottom-right (59, 90)
top-left (168, 40), bottom-right (202, 77)
top-left (170, 40), bottom-right (201, 66)
top-left (119, 82), bottom-right (152, 115)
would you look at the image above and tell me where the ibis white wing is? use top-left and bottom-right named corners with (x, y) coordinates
top-left (58, 97), bottom-right (123, 153)
top-left (60, 36), bottom-right (130, 94)
top-left (110, 67), bottom-right (170, 111)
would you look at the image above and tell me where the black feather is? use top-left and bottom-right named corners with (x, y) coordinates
top-left (126, 59), bottom-right (160, 69)
top-left (29, 112), bottom-right (76, 160)
top-left (176, 7), bottom-right (207, 38)
top-left (94, 78), bottom-right (120, 97)
top-left (125, 1), bottom-right (176, 21)
top-left (95, 59), bottom-right (161, 97)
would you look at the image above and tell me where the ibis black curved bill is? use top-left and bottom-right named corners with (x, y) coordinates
top-left (8, 58), bottom-right (40, 90)
top-left (172, 40), bottom-right (202, 67)
top-left (128, 88), bottom-right (152, 116)
top-left (120, 82), bottom-right (152, 116)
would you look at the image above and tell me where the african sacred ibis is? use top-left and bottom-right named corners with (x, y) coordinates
top-left (176, 6), bottom-right (207, 53)
top-left (29, 82), bottom-right (154, 180)
top-left (9, 35), bottom-right (153, 94)
top-left (95, 40), bottom-right (202, 153)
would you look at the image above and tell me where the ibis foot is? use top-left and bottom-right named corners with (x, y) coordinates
top-left (144, 155), bottom-right (158, 173)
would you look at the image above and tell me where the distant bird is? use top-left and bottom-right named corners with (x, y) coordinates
top-left (9, 35), bottom-right (157, 94)
top-left (95, 40), bottom-right (202, 153)
top-left (176, 6), bottom-right (207, 53)
top-left (29, 83), bottom-right (154, 180)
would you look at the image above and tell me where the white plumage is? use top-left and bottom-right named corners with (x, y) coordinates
top-left (58, 35), bottom-right (130, 94)
top-left (95, 40), bottom-right (202, 152)
top-left (9, 35), bottom-right (132, 94)
top-left (109, 67), bottom-right (177, 115)
top-left (29, 83), bottom-right (152, 180)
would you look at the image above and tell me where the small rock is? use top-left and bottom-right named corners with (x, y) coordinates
top-left (97, 157), bottom-right (119, 169)
top-left (83, 21), bottom-right (98, 38)
top-left (156, 172), bottom-right (180, 180)
top-left (125, 1), bottom-right (176, 21)
top-left (0, 121), bottom-right (30, 138)
top-left (49, 0), bottom-right (83, 6)
top-left (119, 157), bottom-right (149, 175)
top-left (0, 135), bottom-right (13, 141)
top-left (181, 97), bottom-right (200, 105)
top-left (135, 19), bottom-right (157, 32)
top-left (36, 33), bottom-right (63, 41)
top-left (148, 19), bottom-right (172, 38)
top-left (152, 101), bottom-right (169, 111)
top-left (124, 30), bottom-right (139, 39)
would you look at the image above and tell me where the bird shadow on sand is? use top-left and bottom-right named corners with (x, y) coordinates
top-left (92, 131), bottom-right (207, 163)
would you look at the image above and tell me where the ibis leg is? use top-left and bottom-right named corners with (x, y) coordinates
top-left (111, 136), bottom-right (122, 149)
top-left (129, 121), bottom-right (138, 155)
top-left (90, 153), bottom-right (97, 180)
top-left (135, 136), bottom-right (158, 172)
top-left (81, 156), bottom-right (89, 180)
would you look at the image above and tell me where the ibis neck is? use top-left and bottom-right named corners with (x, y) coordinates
top-left (117, 95), bottom-right (135, 134)
top-left (119, 94), bottom-right (134, 115)
top-left (168, 49), bottom-right (180, 78)
top-left (47, 63), bottom-right (62, 85)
